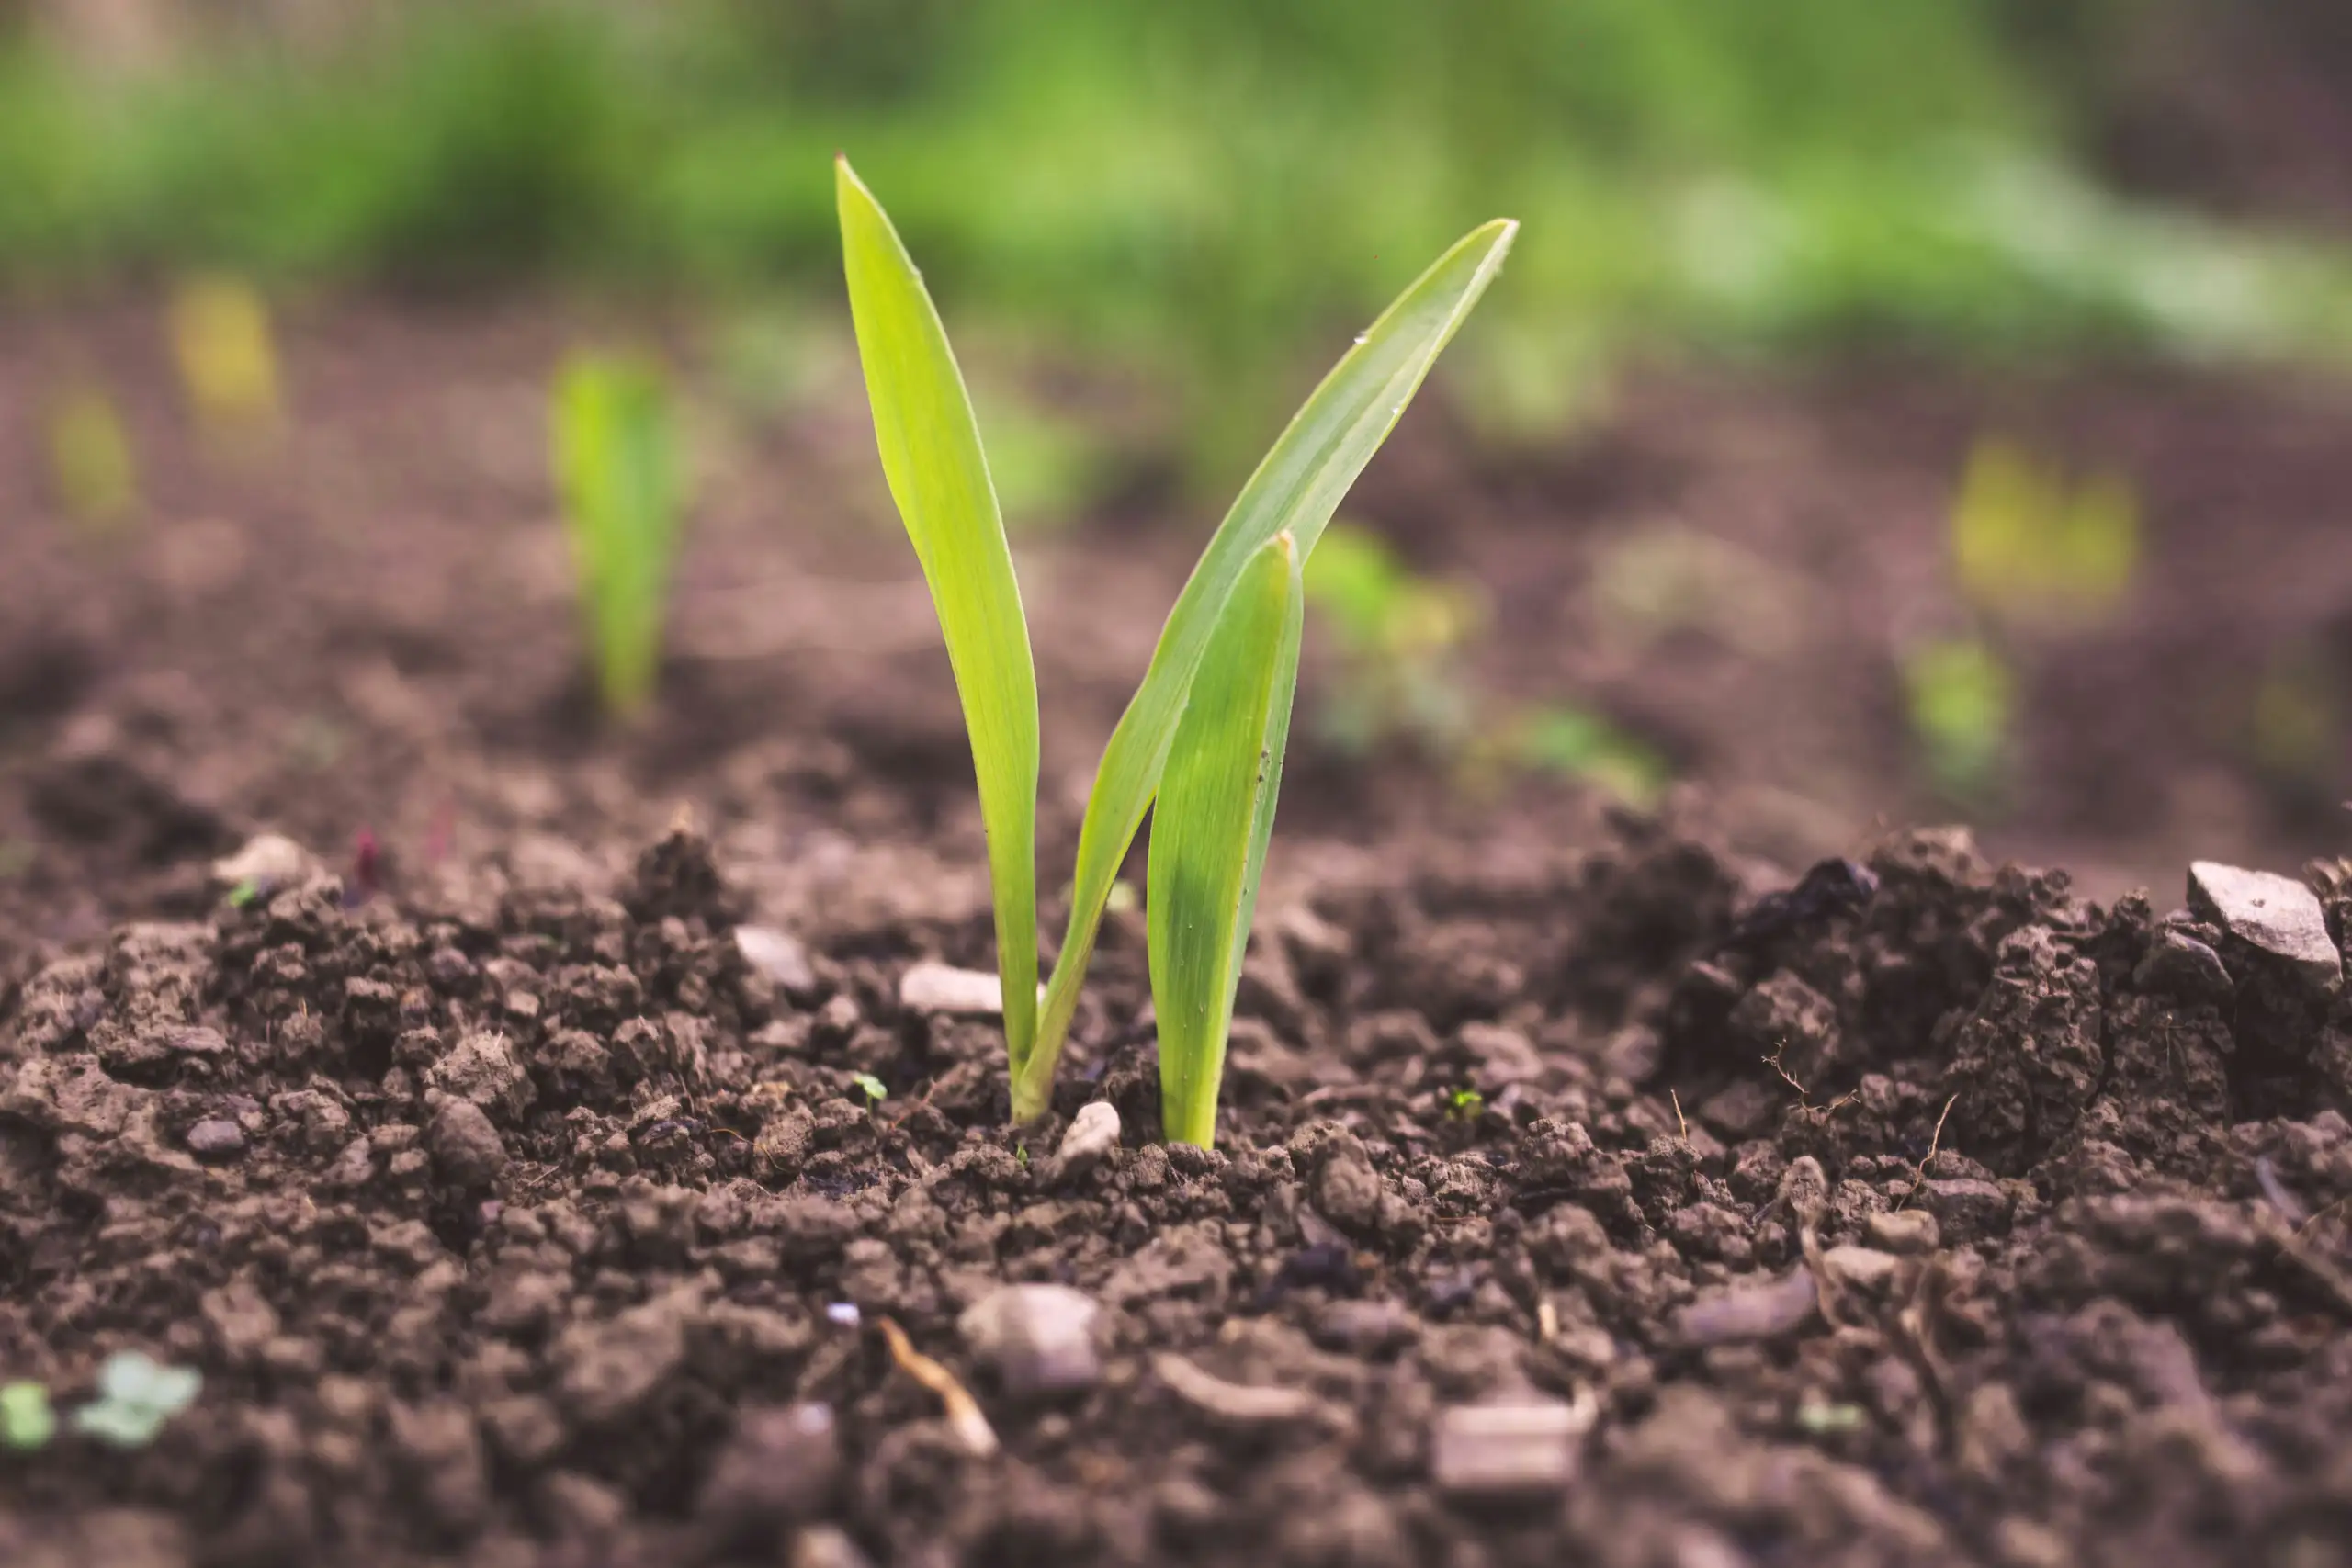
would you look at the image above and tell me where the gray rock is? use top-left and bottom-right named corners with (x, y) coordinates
top-left (2133, 928), bottom-right (2233, 1003)
top-left (426, 1099), bottom-right (508, 1190)
top-left (1314, 1143), bottom-right (1385, 1232)
top-left (1865, 1209), bottom-right (1941, 1255)
top-left (1820, 1245), bottom-right (1903, 1292)
top-left (555, 1290), bottom-right (695, 1427)
top-left (1430, 1400), bottom-right (1590, 1498)
top-left (1921, 1177), bottom-right (2013, 1240)
top-left (186, 1118), bottom-right (245, 1158)
top-left (1310, 1298), bottom-right (1419, 1359)
top-left (211, 832), bottom-right (318, 897)
top-left (699, 1404), bottom-right (841, 1535)
top-left (2188, 861), bottom-right (2340, 989)
top-left (1673, 1269), bottom-right (1817, 1345)
top-left (897, 961), bottom-right (1002, 1015)
top-left (734, 925), bottom-right (818, 999)
top-left (792, 1526), bottom-right (878, 1568)
top-left (424, 1031), bottom-right (533, 1120)
top-left (1052, 1100), bottom-right (1121, 1184)
top-left (959, 1284), bottom-right (1102, 1397)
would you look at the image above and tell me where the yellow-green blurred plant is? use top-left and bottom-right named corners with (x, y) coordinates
top-left (1902, 636), bottom-right (2014, 802)
top-left (45, 383), bottom-right (138, 529)
top-left (553, 354), bottom-right (685, 721)
top-left (2249, 647), bottom-right (2340, 796)
top-left (1951, 437), bottom-right (2140, 626)
top-left (168, 275), bottom-right (282, 440)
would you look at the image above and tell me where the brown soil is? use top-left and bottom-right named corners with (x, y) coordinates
top-left (6, 299), bottom-right (2352, 1566)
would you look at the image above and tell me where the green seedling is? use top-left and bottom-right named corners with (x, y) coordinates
top-left (1511, 704), bottom-right (1669, 807)
top-left (850, 1071), bottom-right (888, 1106)
top-left (70, 1351), bottom-right (199, 1450)
top-left (1, 1381), bottom-right (55, 1450)
top-left (1444, 1086), bottom-right (1485, 1120)
top-left (168, 274), bottom-right (281, 441)
top-left (1903, 636), bottom-right (2014, 802)
top-left (553, 353), bottom-right (685, 720)
top-left (1951, 438), bottom-right (2140, 626)
top-left (838, 155), bottom-right (1512, 1145)
top-left (1303, 521), bottom-right (1485, 754)
top-left (46, 383), bottom-right (138, 529)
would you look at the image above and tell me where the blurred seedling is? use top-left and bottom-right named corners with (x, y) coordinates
top-left (1902, 636), bottom-right (2015, 804)
top-left (1303, 521), bottom-right (1487, 754)
top-left (45, 382), bottom-right (139, 530)
top-left (553, 353), bottom-right (686, 721)
top-left (70, 1351), bottom-right (199, 1449)
top-left (839, 155), bottom-right (1513, 1146)
top-left (168, 274), bottom-right (282, 443)
top-left (1443, 1086), bottom-right (1485, 1120)
top-left (1, 1382), bottom-right (55, 1450)
top-left (1950, 437), bottom-right (2140, 627)
top-left (2249, 645), bottom-right (2341, 799)
top-left (1509, 703), bottom-right (1670, 807)
top-left (1305, 524), bottom-right (1668, 804)
top-left (850, 1072), bottom-right (888, 1107)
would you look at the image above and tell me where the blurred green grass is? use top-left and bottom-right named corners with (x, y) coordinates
top-left (6, 0), bottom-right (2351, 460)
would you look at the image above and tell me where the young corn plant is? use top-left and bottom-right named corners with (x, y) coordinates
top-left (552, 353), bottom-right (684, 720)
top-left (838, 155), bottom-right (1513, 1145)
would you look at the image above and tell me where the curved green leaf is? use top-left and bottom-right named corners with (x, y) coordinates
top-left (838, 156), bottom-right (1040, 1067)
top-left (1014, 216), bottom-right (1518, 1121)
top-left (1150, 533), bottom-right (1302, 1148)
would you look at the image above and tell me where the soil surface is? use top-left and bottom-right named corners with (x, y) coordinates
top-left (6, 298), bottom-right (2352, 1565)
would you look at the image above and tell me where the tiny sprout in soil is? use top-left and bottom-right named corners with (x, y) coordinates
top-left (851, 1071), bottom-right (888, 1106)
top-left (837, 154), bottom-right (1514, 1145)
top-left (1444, 1086), bottom-right (1485, 1120)
top-left (553, 352), bottom-right (685, 721)
top-left (1, 1381), bottom-right (54, 1450)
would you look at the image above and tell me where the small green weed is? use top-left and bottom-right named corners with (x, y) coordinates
top-left (0, 1382), bottom-right (54, 1450)
top-left (850, 1072), bottom-right (888, 1107)
top-left (553, 354), bottom-right (686, 721)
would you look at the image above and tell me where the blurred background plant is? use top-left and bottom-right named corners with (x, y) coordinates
top-left (552, 351), bottom-right (688, 720)
top-left (7, 0), bottom-right (2352, 475)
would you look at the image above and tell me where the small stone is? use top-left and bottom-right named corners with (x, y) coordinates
top-left (2133, 929), bottom-right (2233, 1003)
top-left (699, 1404), bottom-right (842, 1536)
top-left (897, 961), bottom-right (1003, 1016)
top-left (793, 1526), bottom-right (878, 1568)
top-left (186, 1118), bottom-right (245, 1158)
top-left (426, 1099), bottom-right (509, 1190)
top-left (1052, 1101), bottom-right (1121, 1184)
top-left (212, 832), bottom-right (317, 896)
top-left (734, 925), bottom-right (819, 999)
top-left (1430, 1400), bottom-right (1590, 1498)
top-left (1820, 1245), bottom-right (1903, 1292)
top-left (1673, 1268), bottom-right (1817, 1345)
top-left (1152, 1352), bottom-right (1340, 1429)
top-left (1865, 1209), bottom-right (1941, 1255)
top-left (166, 1026), bottom-right (231, 1057)
top-left (1920, 1177), bottom-right (2013, 1240)
top-left (960, 1285), bottom-right (1103, 1398)
top-left (1310, 1298), bottom-right (1419, 1359)
top-left (2188, 861), bottom-right (2340, 989)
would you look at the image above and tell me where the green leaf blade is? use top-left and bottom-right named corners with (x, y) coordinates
top-left (1018, 216), bottom-right (1518, 1119)
top-left (1149, 533), bottom-right (1303, 1149)
top-left (837, 156), bottom-right (1041, 1068)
